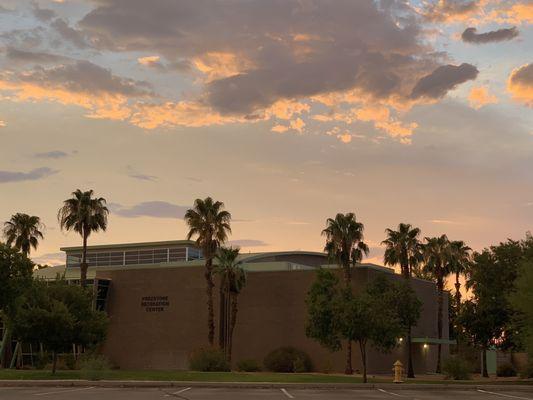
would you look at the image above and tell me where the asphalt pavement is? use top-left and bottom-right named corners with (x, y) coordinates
top-left (1, 386), bottom-right (532, 400)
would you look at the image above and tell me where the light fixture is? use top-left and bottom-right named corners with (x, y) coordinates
top-left (398, 337), bottom-right (403, 343)
top-left (423, 343), bottom-right (429, 349)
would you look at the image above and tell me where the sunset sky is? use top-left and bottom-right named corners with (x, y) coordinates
top-left (0, 0), bottom-right (531, 267)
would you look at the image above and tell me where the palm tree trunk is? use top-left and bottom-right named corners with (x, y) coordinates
top-left (482, 347), bottom-right (489, 377)
top-left (205, 257), bottom-right (215, 346)
top-left (218, 281), bottom-right (226, 350)
top-left (455, 272), bottom-right (461, 309)
top-left (345, 340), bottom-right (353, 375)
top-left (403, 266), bottom-right (415, 378)
top-left (228, 293), bottom-right (238, 363)
top-left (436, 273), bottom-right (443, 374)
top-left (80, 231), bottom-right (88, 288)
top-left (359, 340), bottom-right (367, 383)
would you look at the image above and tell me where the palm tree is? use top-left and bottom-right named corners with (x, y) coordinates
top-left (422, 234), bottom-right (451, 374)
top-left (3, 213), bottom-right (44, 256)
top-left (448, 240), bottom-right (471, 310)
top-left (382, 223), bottom-right (422, 279)
top-left (185, 197), bottom-right (232, 346)
top-left (322, 213), bottom-right (369, 375)
top-left (57, 190), bottom-right (109, 287)
top-left (215, 246), bottom-right (245, 361)
top-left (381, 223), bottom-right (423, 378)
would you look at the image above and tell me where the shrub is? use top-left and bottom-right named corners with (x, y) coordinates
top-left (188, 348), bottom-right (230, 372)
top-left (442, 356), bottom-right (472, 380)
top-left (79, 354), bottom-right (111, 380)
top-left (520, 360), bottom-right (533, 378)
top-left (263, 346), bottom-right (312, 373)
top-left (237, 359), bottom-right (261, 372)
top-left (34, 352), bottom-right (49, 370)
top-left (497, 363), bottom-right (517, 377)
top-left (64, 353), bottom-right (77, 370)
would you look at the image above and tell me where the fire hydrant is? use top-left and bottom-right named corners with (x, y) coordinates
top-left (393, 360), bottom-right (404, 383)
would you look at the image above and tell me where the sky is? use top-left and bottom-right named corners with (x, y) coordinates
top-left (0, 0), bottom-right (531, 268)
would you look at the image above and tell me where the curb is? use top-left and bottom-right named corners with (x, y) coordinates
top-left (0, 380), bottom-right (532, 391)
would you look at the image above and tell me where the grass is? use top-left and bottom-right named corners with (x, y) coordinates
top-left (0, 369), bottom-right (530, 384)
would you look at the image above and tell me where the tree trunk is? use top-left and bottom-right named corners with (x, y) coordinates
top-left (436, 272), bottom-right (443, 374)
top-left (345, 340), bottom-right (353, 375)
top-left (482, 347), bottom-right (489, 378)
top-left (218, 282), bottom-right (226, 350)
top-left (205, 258), bottom-right (215, 346)
top-left (403, 267), bottom-right (415, 378)
top-left (80, 232), bottom-right (88, 288)
top-left (228, 293), bottom-right (239, 363)
top-left (407, 325), bottom-right (415, 378)
top-left (0, 327), bottom-right (11, 368)
top-left (455, 273), bottom-right (461, 310)
top-left (359, 340), bottom-right (367, 383)
top-left (52, 351), bottom-right (57, 374)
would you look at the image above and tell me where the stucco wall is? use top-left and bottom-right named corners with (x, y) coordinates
top-left (97, 266), bottom-right (445, 374)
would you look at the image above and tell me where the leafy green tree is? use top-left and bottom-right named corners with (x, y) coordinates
top-left (57, 190), bottom-right (109, 287)
top-left (322, 213), bottom-right (368, 374)
top-left (382, 223), bottom-right (423, 378)
top-left (185, 197), bottom-right (232, 346)
top-left (512, 259), bottom-right (533, 357)
top-left (3, 213), bottom-right (44, 256)
top-left (0, 243), bottom-right (34, 366)
top-left (422, 234), bottom-right (451, 373)
top-left (392, 280), bottom-right (422, 378)
top-left (215, 246), bottom-right (245, 361)
top-left (13, 279), bottom-right (108, 374)
top-left (306, 271), bottom-right (402, 382)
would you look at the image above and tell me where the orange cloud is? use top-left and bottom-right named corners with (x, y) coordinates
top-left (271, 124), bottom-right (289, 133)
top-left (0, 79), bottom-right (133, 120)
top-left (353, 105), bottom-right (418, 143)
top-left (267, 99), bottom-right (310, 120)
top-left (130, 101), bottom-right (246, 129)
top-left (484, 2), bottom-right (533, 24)
top-left (507, 64), bottom-right (533, 107)
top-left (0, 120), bottom-right (5, 127)
top-left (138, 55), bottom-right (161, 67)
top-left (289, 118), bottom-right (305, 133)
top-left (468, 86), bottom-right (498, 109)
top-left (193, 52), bottom-right (254, 82)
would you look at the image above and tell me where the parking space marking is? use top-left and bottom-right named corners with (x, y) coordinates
top-left (33, 387), bottom-right (95, 396)
top-left (281, 388), bottom-right (295, 398)
top-left (377, 388), bottom-right (406, 397)
top-left (172, 387), bottom-right (192, 395)
top-left (477, 390), bottom-right (533, 400)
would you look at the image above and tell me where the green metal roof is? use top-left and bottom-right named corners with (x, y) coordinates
top-left (60, 239), bottom-right (197, 252)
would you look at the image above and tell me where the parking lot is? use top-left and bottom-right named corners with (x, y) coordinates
top-left (0, 386), bottom-right (532, 400)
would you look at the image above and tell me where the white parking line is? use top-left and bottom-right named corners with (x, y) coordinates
top-left (280, 388), bottom-right (295, 398)
top-left (477, 389), bottom-right (533, 400)
top-left (377, 388), bottom-right (405, 397)
top-left (172, 387), bottom-right (192, 395)
top-left (33, 387), bottom-right (95, 396)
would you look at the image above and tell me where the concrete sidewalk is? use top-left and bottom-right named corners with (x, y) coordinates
top-left (0, 380), bottom-right (532, 391)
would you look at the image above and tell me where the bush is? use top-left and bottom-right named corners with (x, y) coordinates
top-left (34, 352), bottom-right (49, 370)
top-left (497, 363), bottom-right (517, 377)
top-left (263, 346), bottom-right (312, 373)
top-left (79, 354), bottom-right (111, 380)
top-left (237, 359), bottom-right (261, 372)
top-left (64, 353), bottom-right (77, 370)
top-left (188, 348), bottom-right (230, 372)
top-left (442, 356), bottom-right (472, 380)
top-left (520, 360), bottom-right (533, 378)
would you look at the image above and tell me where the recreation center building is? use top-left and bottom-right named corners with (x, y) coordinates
top-left (35, 239), bottom-right (452, 374)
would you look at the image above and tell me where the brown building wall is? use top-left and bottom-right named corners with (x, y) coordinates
top-left (97, 266), bottom-right (447, 374)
